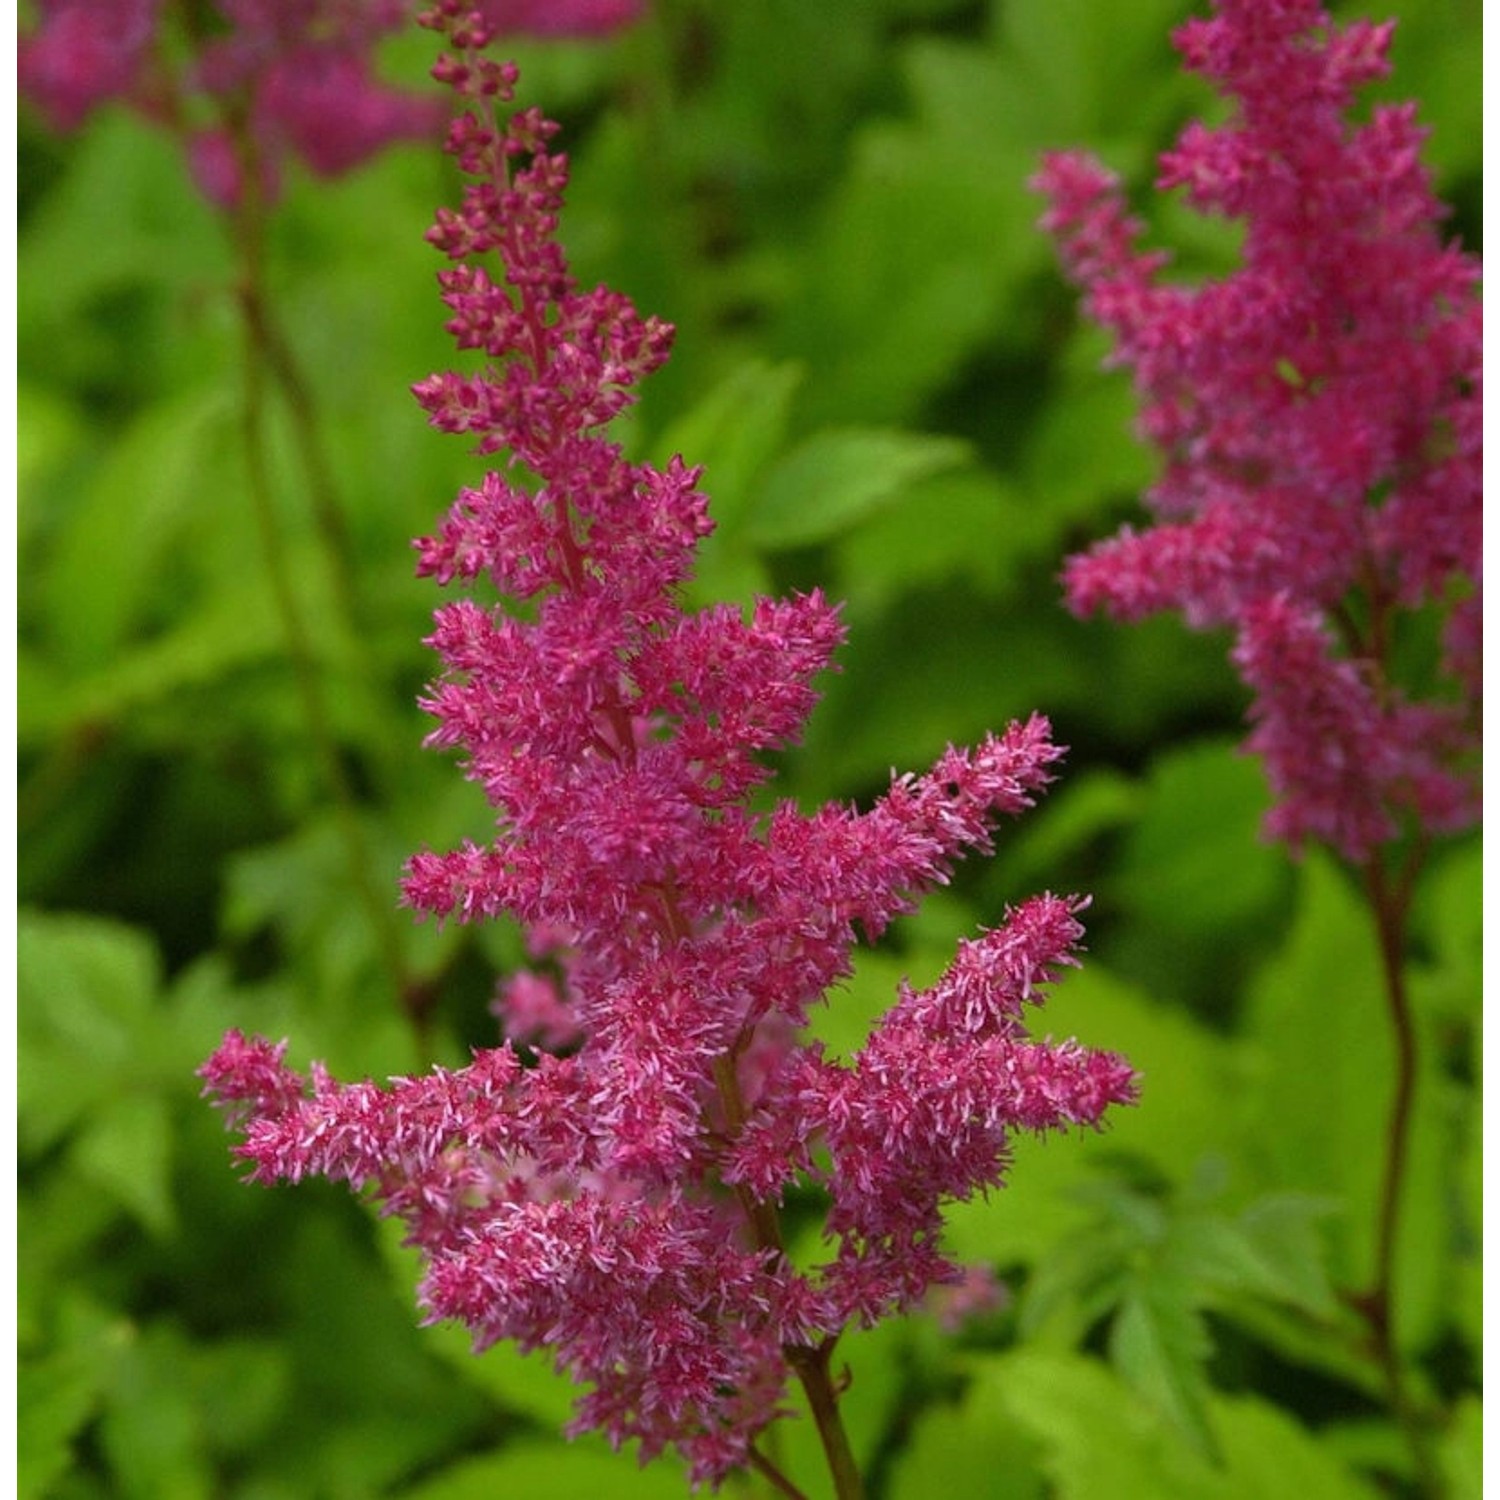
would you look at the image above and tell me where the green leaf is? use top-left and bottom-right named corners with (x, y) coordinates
top-left (943, 961), bottom-right (1241, 1272)
top-left (652, 358), bottom-right (804, 537)
top-left (1016, 328), bottom-right (1156, 537)
top-left (393, 1437), bottom-right (686, 1500)
top-left (1239, 851), bottom-right (1451, 1348)
top-left (1210, 1391), bottom-right (1385, 1499)
top-left (17, 910), bottom-right (161, 1153)
top-left (18, 1299), bottom-right (124, 1500)
top-left (98, 1324), bottom-right (213, 1500)
top-left (18, 582), bottom-right (280, 744)
top-left (1239, 855), bottom-right (1388, 1273)
top-left (745, 427), bottom-right (971, 549)
top-left (1112, 739), bottom-right (1284, 937)
top-left (1436, 1394), bottom-right (1482, 1500)
top-left (996, 0), bottom-right (1193, 144)
top-left (1110, 1284), bottom-right (1217, 1461)
top-left (18, 115), bottom-right (225, 398)
top-left (1216, 1195), bottom-right (1341, 1317)
top-left (38, 386), bottom-right (238, 671)
top-left (835, 467), bottom-right (1026, 605)
top-left (888, 1372), bottom-right (1049, 1500)
top-left (975, 1349), bottom-right (1217, 1498)
top-left (71, 1093), bottom-right (177, 1238)
top-left (18, 1351), bottom-right (100, 1500)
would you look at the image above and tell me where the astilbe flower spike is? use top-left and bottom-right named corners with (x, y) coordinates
top-left (1034, 0), bottom-right (1480, 863)
top-left (19, 0), bottom-right (642, 208)
top-left (203, 6), bottom-right (1135, 1490)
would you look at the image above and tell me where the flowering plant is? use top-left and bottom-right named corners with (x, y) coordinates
top-left (1034, 0), bottom-right (1480, 863)
top-left (201, 3), bottom-right (1135, 1490)
top-left (1034, 2), bottom-right (1480, 1485)
top-left (20, 0), bottom-right (640, 207)
top-left (21, 0), bottom-right (1478, 1493)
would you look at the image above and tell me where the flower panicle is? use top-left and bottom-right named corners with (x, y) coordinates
top-left (204, 15), bottom-right (1135, 1488)
top-left (1034, 0), bottom-right (1480, 862)
top-left (19, 0), bottom-right (640, 208)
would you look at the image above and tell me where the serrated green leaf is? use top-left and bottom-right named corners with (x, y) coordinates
top-left (982, 1349), bottom-right (1219, 1498)
top-left (835, 467), bottom-right (1025, 604)
top-left (887, 1371), bottom-right (1048, 1500)
top-left (1240, 851), bottom-right (1450, 1347)
top-left (71, 1093), bottom-right (176, 1238)
top-left (944, 961), bottom-right (1239, 1272)
top-left (1223, 1195), bottom-right (1341, 1317)
top-left (1436, 1394), bottom-right (1482, 1500)
top-left (652, 358), bottom-right (804, 535)
top-left (1211, 1392), bottom-right (1385, 1499)
top-left (1110, 1284), bottom-right (1217, 1461)
top-left (40, 386), bottom-right (238, 671)
top-left (1112, 739), bottom-right (1284, 936)
top-left (18, 1351), bottom-right (104, 1500)
top-left (18, 911), bottom-right (162, 1153)
top-left (746, 427), bottom-right (970, 549)
top-left (392, 1436), bottom-right (687, 1500)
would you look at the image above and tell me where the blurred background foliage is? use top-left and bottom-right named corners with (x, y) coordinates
top-left (17, 0), bottom-right (1481, 1496)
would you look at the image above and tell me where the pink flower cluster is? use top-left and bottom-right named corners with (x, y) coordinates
top-left (1035, 0), bottom-right (1480, 862)
top-left (20, 0), bottom-right (640, 208)
top-left (202, 3), bottom-right (1134, 1486)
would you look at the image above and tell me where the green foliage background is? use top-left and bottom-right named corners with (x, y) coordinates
top-left (17, 1), bottom-right (1481, 1496)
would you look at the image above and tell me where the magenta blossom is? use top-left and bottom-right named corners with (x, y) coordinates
top-left (203, 3), bottom-right (1134, 1489)
top-left (20, 0), bottom-right (641, 208)
top-left (1035, 0), bottom-right (1480, 862)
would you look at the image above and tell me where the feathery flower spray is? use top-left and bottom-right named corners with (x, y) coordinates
top-left (1034, 1), bottom-right (1478, 1478)
top-left (202, 5), bottom-right (1136, 1491)
top-left (1034, 0), bottom-right (1480, 862)
top-left (19, 0), bottom-right (641, 207)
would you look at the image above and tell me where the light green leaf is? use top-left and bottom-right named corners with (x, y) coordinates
top-left (18, 911), bottom-right (161, 1153)
top-left (1239, 851), bottom-right (1451, 1347)
top-left (888, 1372), bottom-right (1048, 1500)
top-left (835, 467), bottom-right (1026, 604)
top-left (652, 358), bottom-right (804, 536)
top-left (72, 1093), bottom-right (176, 1238)
top-left (1110, 1285), bottom-right (1217, 1460)
top-left (746, 427), bottom-right (971, 549)
top-left (1112, 739), bottom-right (1284, 936)
top-left (1210, 1391), bottom-right (1385, 1499)
top-left (98, 1324), bottom-right (212, 1500)
top-left (943, 961), bottom-right (1239, 1270)
top-left (1217, 1195), bottom-right (1341, 1317)
top-left (393, 1437), bottom-right (687, 1500)
top-left (1436, 1394), bottom-right (1483, 1500)
top-left (18, 582), bottom-right (280, 744)
top-left (978, 1349), bottom-right (1218, 1498)
top-left (39, 386), bottom-right (238, 670)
